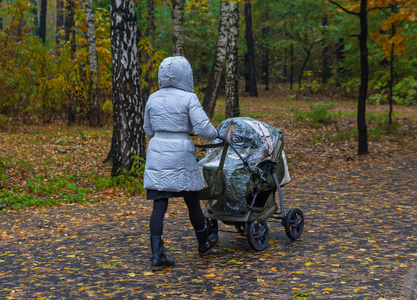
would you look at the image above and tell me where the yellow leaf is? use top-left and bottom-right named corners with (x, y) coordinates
top-left (204, 273), bottom-right (215, 278)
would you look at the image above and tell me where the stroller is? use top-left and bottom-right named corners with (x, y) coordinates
top-left (195, 117), bottom-right (304, 251)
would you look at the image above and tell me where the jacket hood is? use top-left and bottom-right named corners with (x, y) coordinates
top-left (158, 56), bottom-right (194, 93)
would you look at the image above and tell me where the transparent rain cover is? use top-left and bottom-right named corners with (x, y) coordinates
top-left (198, 117), bottom-right (291, 213)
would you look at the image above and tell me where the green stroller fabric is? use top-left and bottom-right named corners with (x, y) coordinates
top-left (198, 117), bottom-right (291, 213)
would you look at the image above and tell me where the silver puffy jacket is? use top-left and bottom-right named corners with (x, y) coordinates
top-left (143, 56), bottom-right (218, 192)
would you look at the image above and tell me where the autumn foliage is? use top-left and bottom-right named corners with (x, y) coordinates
top-left (1, 0), bottom-right (417, 125)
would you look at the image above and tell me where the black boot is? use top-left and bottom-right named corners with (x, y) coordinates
top-left (150, 236), bottom-right (175, 271)
top-left (195, 227), bottom-right (218, 256)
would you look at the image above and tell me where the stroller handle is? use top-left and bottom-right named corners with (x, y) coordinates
top-left (190, 133), bottom-right (253, 173)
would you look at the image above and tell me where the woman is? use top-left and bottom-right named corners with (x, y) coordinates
top-left (143, 56), bottom-right (219, 271)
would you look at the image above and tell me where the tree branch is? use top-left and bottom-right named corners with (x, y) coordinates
top-left (328, 0), bottom-right (359, 16)
top-left (367, 5), bottom-right (391, 13)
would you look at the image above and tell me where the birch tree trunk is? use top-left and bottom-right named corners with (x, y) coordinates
top-left (85, 0), bottom-right (100, 127)
top-left (110, 0), bottom-right (145, 175)
top-left (172, 0), bottom-right (185, 56)
top-left (225, 1), bottom-right (239, 118)
top-left (202, 0), bottom-right (229, 118)
top-left (244, 0), bottom-right (257, 97)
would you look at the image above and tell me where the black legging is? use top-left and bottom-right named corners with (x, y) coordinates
top-left (150, 195), bottom-right (206, 236)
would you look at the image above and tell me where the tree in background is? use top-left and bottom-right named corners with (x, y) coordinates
top-left (39, 0), bottom-right (46, 44)
top-left (85, 0), bottom-right (100, 127)
top-left (261, 26), bottom-right (270, 91)
top-left (147, 0), bottom-right (155, 47)
top-left (110, 0), bottom-right (145, 175)
top-left (56, 0), bottom-right (64, 44)
top-left (65, 0), bottom-right (76, 124)
top-left (370, 1), bottom-right (417, 124)
top-left (0, 0), bottom-right (3, 31)
top-left (172, 0), bottom-right (185, 56)
top-left (203, 0), bottom-right (229, 118)
top-left (244, 0), bottom-right (257, 97)
top-left (329, 0), bottom-right (391, 155)
top-left (1, 0), bottom-right (417, 129)
top-left (225, 1), bottom-right (239, 118)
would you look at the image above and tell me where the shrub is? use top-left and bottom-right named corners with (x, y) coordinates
top-left (291, 102), bottom-right (335, 125)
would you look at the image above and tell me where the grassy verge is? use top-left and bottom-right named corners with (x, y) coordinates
top-left (0, 126), bottom-right (144, 211)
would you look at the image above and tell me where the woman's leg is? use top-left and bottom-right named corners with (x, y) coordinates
top-left (150, 198), bottom-right (169, 236)
top-left (183, 194), bottom-right (205, 231)
top-left (149, 198), bottom-right (174, 270)
top-left (184, 193), bottom-right (218, 255)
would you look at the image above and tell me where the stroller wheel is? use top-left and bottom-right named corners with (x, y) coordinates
top-left (284, 208), bottom-right (304, 240)
top-left (206, 218), bottom-right (218, 235)
top-left (247, 219), bottom-right (269, 251)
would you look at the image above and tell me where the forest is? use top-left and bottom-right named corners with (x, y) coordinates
top-left (1, 0), bottom-right (416, 120)
top-left (1, 0), bottom-right (417, 178)
top-left (1, 2), bottom-right (417, 298)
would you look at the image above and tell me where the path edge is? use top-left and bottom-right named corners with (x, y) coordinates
top-left (402, 265), bottom-right (417, 300)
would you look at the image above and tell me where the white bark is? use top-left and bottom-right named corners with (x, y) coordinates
top-left (172, 0), bottom-right (185, 56)
top-left (85, 0), bottom-right (100, 126)
top-left (110, 0), bottom-right (145, 175)
top-left (203, 0), bottom-right (230, 118)
top-left (225, 1), bottom-right (239, 118)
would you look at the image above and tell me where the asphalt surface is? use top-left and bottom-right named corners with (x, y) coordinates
top-left (0, 153), bottom-right (416, 299)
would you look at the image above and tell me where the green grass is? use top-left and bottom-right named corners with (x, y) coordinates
top-left (0, 144), bottom-right (144, 210)
top-left (291, 102), bottom-right (335, 125)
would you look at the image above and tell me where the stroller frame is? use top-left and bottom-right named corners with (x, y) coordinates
top-left (195, 134), bottom-right (304, 251)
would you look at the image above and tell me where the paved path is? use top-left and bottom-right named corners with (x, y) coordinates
top-left (0, 154), bottom-right (416, 299)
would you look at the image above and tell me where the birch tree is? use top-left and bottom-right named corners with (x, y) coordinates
top-left (85, 0), bottom-right (100, 126)
top-left (245, 0), bottom-right (257, 97)
top-left (225, 1), bottom-right (239, 118)
top-left (110, 0), bottom-right (145, 175)
top-left (202, 0), bottom-right (229, 118)
top-left (172, 0), bottom-right (185, 56)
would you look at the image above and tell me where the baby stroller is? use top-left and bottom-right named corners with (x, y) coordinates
top-left (195, 117), bottom-right (304, 251)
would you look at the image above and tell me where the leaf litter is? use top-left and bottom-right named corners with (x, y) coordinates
top-left (0, 94), bottom-right (416, 299)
